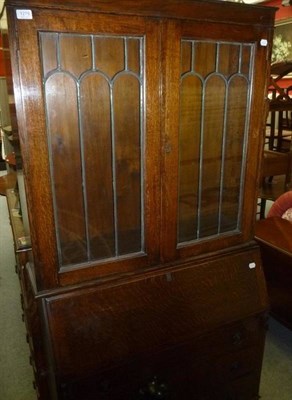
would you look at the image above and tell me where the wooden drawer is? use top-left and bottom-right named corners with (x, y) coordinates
top-left (18, 264), bottom-right (51, 399)
top-left (57, 317), bottom-right (265, 400)
top-left (210, 347), bottom-right (263, 400)
top-left (43, 247), bottom-right (267, 381)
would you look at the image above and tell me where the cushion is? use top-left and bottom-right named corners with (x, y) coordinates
top-left (282, 207), bottom-right (292, 222)
top-left (267, 190), bottom-right (292, 218)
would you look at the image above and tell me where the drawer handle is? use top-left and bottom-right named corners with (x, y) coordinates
top-left (230, 361), bottom-right (241, 372)
top-left (139, 376), bottom-right (169, 398)
top-left (232, 332), bottom-right (243, 346)
top-left (20, 294), bottom-right (24, 310)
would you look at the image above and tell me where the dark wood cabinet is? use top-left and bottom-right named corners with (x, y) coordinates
top-left (5, 1), bottom-right (275, 398)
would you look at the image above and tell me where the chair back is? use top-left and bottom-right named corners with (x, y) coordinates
top-left (267, 62), bottom-right (292, 151)
top-left (258, 150), bottom-right (292, 218)
top-left (261, 150), bottom-right (292, 187)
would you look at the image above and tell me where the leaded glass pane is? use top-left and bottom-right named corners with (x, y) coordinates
top-left (178, 39), bottom-right (253, 244)
top-left (40, 32), bottom-right (144, 267)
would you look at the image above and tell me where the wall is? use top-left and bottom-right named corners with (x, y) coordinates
top-left (264, 0), bottom-right (292, 87)
top-left (0, 2), bottom-right (16, 130)
top-left (0, 2), bottom-right (7, 80)
top-left (264, 0), bottom-right (292, 20)
top-left (0, 0), bottom-right (7, 76)
top-left (0, 0), bottom-right (7, 30)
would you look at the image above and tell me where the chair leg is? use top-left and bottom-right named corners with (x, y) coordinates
top-left (260, 199), bottom-right (267, 219)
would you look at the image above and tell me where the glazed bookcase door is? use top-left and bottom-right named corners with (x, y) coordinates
top-left (162, 20), bottom-right (271, 261)
top-left (10, 9), bottom-right (161, 288)
top-left (42, 33), bottom-right (147, 265)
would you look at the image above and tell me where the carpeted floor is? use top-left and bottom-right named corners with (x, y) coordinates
top-left (0, 174), bottom-right (36, 400)
top-left (0, 176), bottom-right (292, 399)
top-left (260, 318), bottom-right (292, 399)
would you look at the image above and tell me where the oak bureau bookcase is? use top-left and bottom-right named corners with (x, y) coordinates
top-left (5, 0), bottom-right (275, 399)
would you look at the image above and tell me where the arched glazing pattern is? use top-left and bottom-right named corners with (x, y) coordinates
top-left (40, 32), bottom-right (144, 267)
top-left (178, 40), bottom-right (254, 244)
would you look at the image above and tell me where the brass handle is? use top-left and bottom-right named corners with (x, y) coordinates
top-left (232, 332), bottom-right (243, 346)
top-left (138, 376), bottom-right (169, 399)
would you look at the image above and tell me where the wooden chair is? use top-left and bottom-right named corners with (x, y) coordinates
top-left (0, 171), bottom-right (17, 196)
top-left (266, 62), bottom-right (292, 152)
top-left (258, 150), bottom-right (292, 219)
